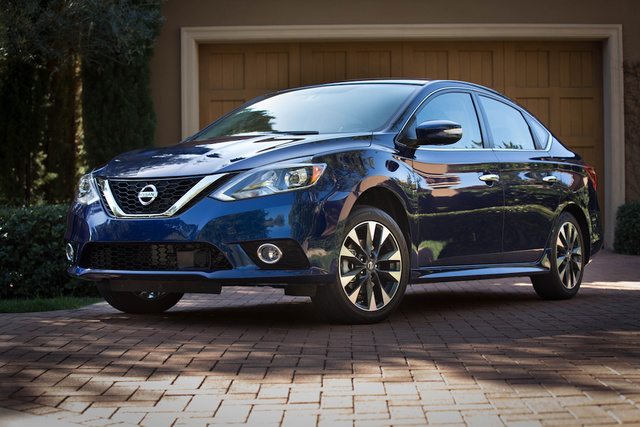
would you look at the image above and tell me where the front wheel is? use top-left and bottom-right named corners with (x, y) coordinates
top-left (98, 287), bottom-right (184, 314)
top-left (531, 212), bottom-right (585, 300)
top-left (312, 206), bottom-right (409, 324)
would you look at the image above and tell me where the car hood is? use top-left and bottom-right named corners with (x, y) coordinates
top-left (98, 133), bottom-right (372, 178)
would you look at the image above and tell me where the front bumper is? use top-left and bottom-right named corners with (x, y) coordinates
top-left (65, 189), bottom-right (344, 291)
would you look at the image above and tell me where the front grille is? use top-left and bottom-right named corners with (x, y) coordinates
top-left (96, 179), bottom-right (115, 216)
top-left (94, 174), bottom-right (236, 218)
top-left (80, 242), bottom-right (233, 272)
top-left (108, 177), bottom-right (202, 216)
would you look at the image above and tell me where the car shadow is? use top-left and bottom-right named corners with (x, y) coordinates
top-left (90, 279), bottom-right (640, 337)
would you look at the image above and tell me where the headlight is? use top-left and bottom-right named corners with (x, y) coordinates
top-left (212, 163), bottom-right (326, 201)
top-left (75, 174), bottom-right (100, 205)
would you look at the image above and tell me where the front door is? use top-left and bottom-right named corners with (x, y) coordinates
top-left (407, 91), bottom-right (505, 267)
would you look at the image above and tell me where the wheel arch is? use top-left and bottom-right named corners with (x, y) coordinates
top-left (353, 187), bottom-right (412, 255)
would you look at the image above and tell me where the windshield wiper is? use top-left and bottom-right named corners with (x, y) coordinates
top-left (272, 130), bottom-right (319, 135)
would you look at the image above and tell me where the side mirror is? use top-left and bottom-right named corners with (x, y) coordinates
top-left (415, 120), bottom-right (463, 146)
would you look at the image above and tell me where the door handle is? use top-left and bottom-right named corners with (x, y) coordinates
top-left (543, 175), bottom-right (558, 184)
top-left (479, 173), bottom-right (500, 183)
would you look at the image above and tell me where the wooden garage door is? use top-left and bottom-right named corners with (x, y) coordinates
top-left (199, 41), bottom-right (603, 202)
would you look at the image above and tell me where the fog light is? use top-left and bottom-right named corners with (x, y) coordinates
top-left (66, 243), bottom-right (76, 262)
top-left (257, 243), bottom-right (283, 264)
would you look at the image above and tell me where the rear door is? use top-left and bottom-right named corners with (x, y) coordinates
top-left (477, 95), bottom-right (563, 263)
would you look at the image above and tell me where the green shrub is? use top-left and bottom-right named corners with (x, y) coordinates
top-left (613, 200), bottom-right (640, 255)
top-left (0, 205), bottom-right (98, 298)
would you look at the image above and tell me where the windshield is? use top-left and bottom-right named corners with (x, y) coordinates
top-left (194, 83), bottom-right (420, 139)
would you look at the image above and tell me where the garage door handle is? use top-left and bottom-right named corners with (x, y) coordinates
top-left (543, 175), bottom-right (558, 184)
top-left (479, 173), bottom-right (500, 183)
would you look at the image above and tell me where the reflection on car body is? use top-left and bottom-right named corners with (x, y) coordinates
top-left (65, 79), bottom-right (602, 323)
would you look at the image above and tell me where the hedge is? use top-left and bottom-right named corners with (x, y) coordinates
top-left (0, 204), bottom-right (99, 298)
top-left (613, 199), bottom-right (640, 255)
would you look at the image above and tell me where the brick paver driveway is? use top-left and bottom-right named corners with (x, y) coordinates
top-left (1, 250), bottom-right (639, 426)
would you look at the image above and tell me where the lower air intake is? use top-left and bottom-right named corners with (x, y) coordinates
top-left (80, 242), bottom-right (232, 272)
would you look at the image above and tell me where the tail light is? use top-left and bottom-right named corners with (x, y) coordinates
top-left (585, 166), bottom-right (597, 190)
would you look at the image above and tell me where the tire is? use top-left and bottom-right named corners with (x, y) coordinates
top-left (98, 287), bottom-right (184, 314)
top-left (312, 205), bottom-right (409, 324)
top-left (532, 212), bottom-right (585, 300)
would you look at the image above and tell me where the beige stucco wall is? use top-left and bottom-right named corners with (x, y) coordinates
top-left (150, 0), bottom-right (640, 147)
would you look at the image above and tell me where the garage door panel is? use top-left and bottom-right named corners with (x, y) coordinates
top-left (505, 42), bottom-right (556, 92)
top-left (457, 50), bottom-right (496, 88)
top-left (404, 42), bottom-right (503, 90)
top-left (301, 43), bottom-right (402, 85)
top-left (353, 50), bottom-right (393, 78)
top-left (514, 50), bottom-right (549, 87)
top-left (559, 50), bottom-right (597, 88)
top-left (405, 49), bottom-right (449, 79)
top-left (560, 97), bottom-right (596, 137)
top-left (303, 48), bottom-right (347, 85)
top-left (516, 97), bottom-right (551, 127)
top-left (505, 44), bottom-right (602, 127)
top-left (200, 52), bottom-right (245, 90)
top-left (253, 52), bottom-right (291, 90)
top-left (351, 43), bottom-right (403, 79)
top-left (200, 99), bottom-right (244, 128)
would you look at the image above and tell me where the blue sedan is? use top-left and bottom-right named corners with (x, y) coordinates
top-left (65, 80), bottom-right (602, 323)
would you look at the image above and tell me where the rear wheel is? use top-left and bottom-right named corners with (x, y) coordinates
top-left (312, 206), bottom-right (409, 324)
top-left (98, 287), bottom-right (184, 314)
top-left (532, 212), bottom-right (585, 300)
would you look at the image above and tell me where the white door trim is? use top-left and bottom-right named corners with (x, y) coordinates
top-left (181, 23), bottom-right (624, 248)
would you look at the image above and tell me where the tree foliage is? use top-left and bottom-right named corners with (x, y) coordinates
top-left (0, 62), bottom-right (49, 205)
top-left (0, 0), bottom-right (164, 206)
top-left (0, 0), bottom-right (163, 67)
top-left (82, 51), bottom-right (158, 169)
top-left (82, 0), bottom-right (162, 169)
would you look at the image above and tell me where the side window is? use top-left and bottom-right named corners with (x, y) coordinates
top-left (528, 116), bottom-right (550, 149)
top-left (479, 96), bottom-right (536, 150)
top-left (413, 92), bottom-right (483, 149)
